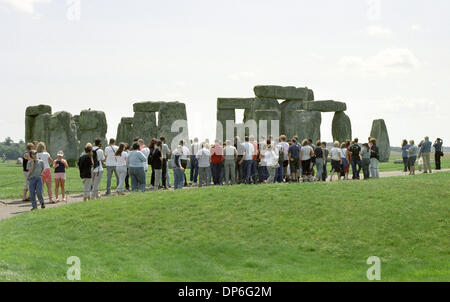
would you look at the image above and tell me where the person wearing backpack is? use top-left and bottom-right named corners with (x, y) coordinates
top-left (274, 139), bottom-right (285, 183)
top-left (369, 138), bottom-right (380, 178)
top-left (91, 138), bottom-right (105, 199)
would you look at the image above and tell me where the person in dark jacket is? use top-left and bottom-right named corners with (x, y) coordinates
top-left (433, 138), bottom-right (443, 170)
top-left (78, 143), bottom-right (94, 201)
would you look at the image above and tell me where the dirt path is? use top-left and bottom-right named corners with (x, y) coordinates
top-left (1, 169), bottom-right (448, 221)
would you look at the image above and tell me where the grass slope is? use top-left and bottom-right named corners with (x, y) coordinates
top-left (0, 172), bottom-right (449, 281)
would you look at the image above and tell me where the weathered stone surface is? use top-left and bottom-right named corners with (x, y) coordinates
top-left (370, 119), bottom-right (390, 162)
top-left (26, 105), bottom-right (52, 117)
top-left (217, 109), bottom-right (235, 142)
top-left (78, 110), bottom-right (107, 149)
top-left (48, 111), bottom-right (79, 165)
top-left (116, 117), bottom-right (135, 145)
top-left (217, 98), bottom-right (254, 110)
top-left (133, 112), bottom-right (157, 145)
top-left (296, 110), bottom-right (321, 143)
top-left (254, 85), bottom-right (311, 100)
top-left (302, 100), bottom-right (347, 112)
top-left (332, 111), bottom-right (352, 143)
top-left (254, 110), bottom-right (281, 139)
top-left (133, 101), bottom-right (163, 112)
top-left (158, 102), bottom-right (189, 151)
top-left (280, 100), bottom-right (304, 138)
top-left (73, 115), bottom-right (80, 140)
top-left (32, 113), bottom-right (51, 144)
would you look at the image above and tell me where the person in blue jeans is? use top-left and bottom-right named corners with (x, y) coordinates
top-left (190, 138), bottom-right (200, 185)
top-left (27, 150), bottom-right (45, 211)
top-left (172, 146), bottom-right (185, 189)
top-left (349, 139), bottom-right (362, 180)
top-left (127, 142), bottom-right (147, 192)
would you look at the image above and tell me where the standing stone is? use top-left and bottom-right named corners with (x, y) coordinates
top-left (116, 117), bottom-right (134, 145)
top-left (332, 111), bottom-right (352, 143)
top-left (73, 115), bottom-right (81, 140)
top-left (296, 110), bottom-right (321, 143)
top-left (158, 102), bottom-right (189, 151)
top-left (25, 105), bottom-right (52, 143)
top-left (133, 111), bottom-right (157, 145)
top-left (48, 111), bottom-right (79, 166)
top-left (78, 110), bottom-right (107, 150)
top-left (32, 113), bottom-right (51, 144)
top-left (217, 109), bottom-right (235, 142)
top-left (249, 98), bottom-right (281, 139)
top-left (280, 100), bottom-right (304, 138)
top-left (370, 119), bottom-right (390, 162)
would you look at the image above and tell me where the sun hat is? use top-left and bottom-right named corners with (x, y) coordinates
top-left (57, 151), bottom-right (64, 157)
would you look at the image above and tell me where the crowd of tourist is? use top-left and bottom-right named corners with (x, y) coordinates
top-left (20, 135), bottom-right (444, 211)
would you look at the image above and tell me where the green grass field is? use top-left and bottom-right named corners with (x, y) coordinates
top-left (0, 171), bottom-right (449, 281)
top-left (1, 154), bottom-right (448, 200)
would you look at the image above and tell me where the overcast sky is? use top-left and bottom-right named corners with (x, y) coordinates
top-left (1, 0), bottom-right (449, 146)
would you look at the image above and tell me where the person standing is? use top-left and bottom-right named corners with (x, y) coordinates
top-left (197, 143), bottom-right (211, 187)
top-left (278, 135), bottom-right (290, 182)
top-left (223, 140), bottom-right (237, 185)
top-left (321, 142), bottom-right (329, 181)
top-left (36, 142), bottom-right (54, 204)
top-left (160, 136), bottom-right (171, 190)
top-left (78, 143), bottom-right (94, 201)
top-left (27, 150), bottom-right (46, 211)
top-left (433, 138), bottom-right (443, 170)
top-left (369, 138), bottom-right (380, 178)
top-left (180, 140), bottom-right (190, 186)
top-left (190, 137), bottom-right (200, 185)
top-left (138, 139), bottom-right (150, 186)
top-left (250, 136), bottom-right (259, 184)
top-left (288, 138), bottom-right (300, 182)
top-left (104, 138), bottom-right (119, 196)
top-left (127, 142), bottom-right (147, 192)
top-left (124, 143), bottom-right (131, 191)
top-left (115, 143), bottom-right (128, 195)
top-left (314, 140), bottom-right (325, 181)
top-left (242, 136), bottom-right (255, 184)
top-left (361, 143), bottom-right (371, 180)
top-left (264, 144), bottom-right (279, 183)
top-left (91, 139), bottom-right (105, 199)
top-left (349, 139), bottom-right (362, 180)
top-left (235, 136), bottom-right (245, 184)
top-left (22, 143), bottom-right (34, 202)
top-left (210, 140), bottom-right (224, 185)
top-left (151, 141), bottom-right (163, 191)
top-left (407, 140), bottom-right (418, 175)
top-left (329, 141), bottom-right (342, 182)
top-left (53, 150), bottom-right (68, 202)
top-left (172, 146), bottom-right (185, 190)
top-left (148, 138), bottom-right (157, 187)
top-left (420, 136), bottom-right (433, 174)
top-left (401, 139), bottom-right (410, 172)
top-left (300, 139), bottom-right (314, 182)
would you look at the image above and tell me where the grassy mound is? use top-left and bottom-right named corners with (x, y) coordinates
top-left (0, 173), bottom-right (449, 281)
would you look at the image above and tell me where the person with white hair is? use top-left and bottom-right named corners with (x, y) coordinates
top-left (190, 137), bottom-right (200, 185)
top-left (223, 140), bottom-right (237, 185)
top-left (196, 142), bottom-right (211, 187)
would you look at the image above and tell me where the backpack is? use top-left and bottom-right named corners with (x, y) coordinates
top-left (278, 147), bottom-right (284, 164)
top-left (92, 148), bottom-right (100, 169)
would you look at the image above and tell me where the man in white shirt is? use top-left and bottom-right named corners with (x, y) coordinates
top-left (241, 136), bottom-right (255, 184)
top-left (91, 138), bottom-right (105, 199)
top-left (190, 137), bottom-right (200, 185)
top-left (138, 139), bottom-right (150, 187)
top-left (180, 140), bottom-right (190, 186)
top-left (104, 138), bottom-right (119, 195)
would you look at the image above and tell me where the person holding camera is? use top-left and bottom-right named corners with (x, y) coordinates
top-left (433, 138), bottom-right (443, 170)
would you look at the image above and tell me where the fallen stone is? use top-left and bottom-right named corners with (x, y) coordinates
top-left (370, 119), bottom-right (390, 162)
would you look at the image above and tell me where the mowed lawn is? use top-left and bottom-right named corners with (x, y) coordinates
top-left (0, 172), bottom-right (448, 281)
top-left (0, 154), bottom-right (449, 200)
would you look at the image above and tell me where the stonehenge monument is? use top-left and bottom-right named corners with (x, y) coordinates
top-left (216, 85), bottom-right (352, 145)
top-left (25, 101), bottom-right (190, 165)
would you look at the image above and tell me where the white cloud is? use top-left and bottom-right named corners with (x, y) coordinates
top-left (366, 25), bottom-right (393, 38)
top-left (339, 48), bottom-right (420, 76)
top-left (0, 0), bottom-right (51, 14)
top-left (227, 71), bottom-right (255, 81)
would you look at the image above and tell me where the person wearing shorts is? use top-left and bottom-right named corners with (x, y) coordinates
top-left (300, 139), bottom-right (314, 182)
top-left (288, 139), bottom-right (300, 182)
top-left (36, 142), bottom-right (54, 203)
top-left (53, 150), bottom-right (68, 203)
top-left (329, 141), bottom-right (343, 181)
